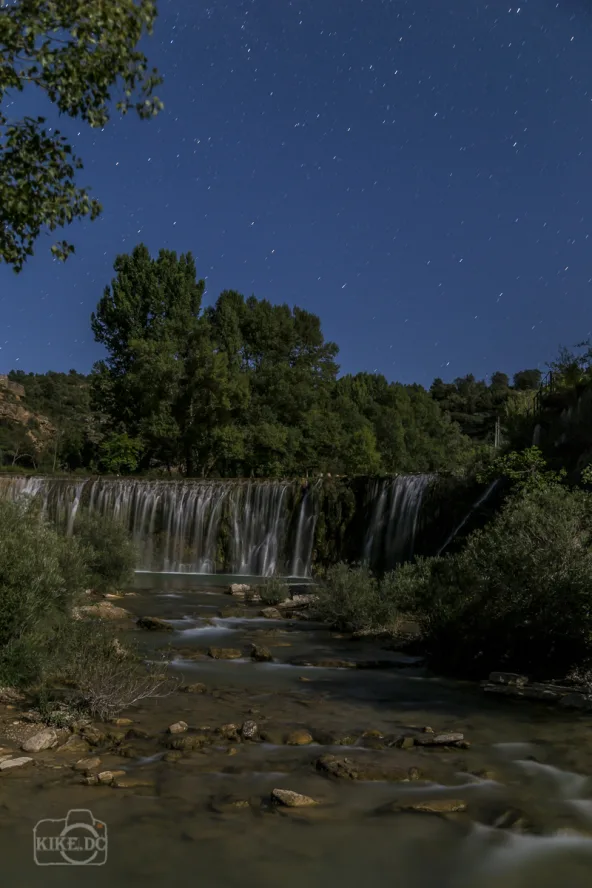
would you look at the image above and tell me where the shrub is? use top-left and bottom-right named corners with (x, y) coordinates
top-left (259, 575), bottom-right (289, 605)
top-left (315, 562), bottom-right (398, 632)
top-left (396, 482), bottom-right (592, 678)
top-left (0, 499), bottom-right (88, 686)
top-left (42, 621), bottom-right (179, 721)
top-left (72, 509), bottom-right (136, 593)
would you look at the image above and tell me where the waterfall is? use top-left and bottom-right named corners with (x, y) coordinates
top-left (0, 476), bottom-right (314, 577)
top-left (289, 480), bottom-right (321, 578)
top-left (0, 473), bottom-right (434, 576)
top-left (363, 475), bottom-right (432, 570)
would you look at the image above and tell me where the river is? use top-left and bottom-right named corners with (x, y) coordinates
top-left (1, 574), bottom-right (591, 887)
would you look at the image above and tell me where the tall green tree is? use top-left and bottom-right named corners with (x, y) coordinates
top-left (91, 244), bottom-right (205, 471)
top-left (0, 0), bottom-right (162, 271)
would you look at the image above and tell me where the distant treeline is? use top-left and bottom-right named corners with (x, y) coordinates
top-left (2, 244), bottom-right (545, 477)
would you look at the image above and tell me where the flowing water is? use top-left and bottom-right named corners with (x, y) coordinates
top-left (0, 474), bottom-right (432, 575)
top-left (0, 575), bottom-right (591, 887)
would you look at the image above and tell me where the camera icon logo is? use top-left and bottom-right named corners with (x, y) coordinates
top-left (34, 809), bottom-right (108, 866)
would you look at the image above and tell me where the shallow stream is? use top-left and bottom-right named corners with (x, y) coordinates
top-left (1, 574), bottom-right (592, 887)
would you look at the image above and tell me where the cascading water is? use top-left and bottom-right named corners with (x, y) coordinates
top-left (0, 473), bottom-right (433, 576)
top-left (0, 475), bottom-right (320, 577)
top-left (363, 474), bottom-right (433, 570)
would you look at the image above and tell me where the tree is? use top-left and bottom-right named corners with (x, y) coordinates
top-left (0, 0), bottom-right (162, 271)
top-left (91, 244), bottom-right (208, 471)
top-left (513, 369), bottom-right (542, 392)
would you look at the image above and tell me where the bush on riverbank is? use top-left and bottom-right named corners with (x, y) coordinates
top-left (72, 510), bottom-right (136, 593)
top-left (0, 499), bottom-right (171, 719)
top-left (0, 499), bottom-right (88, 685)
top-left (316, 562), bottom-right (399, 632)
top-left (383, 466), bottom-right (592, 677)
top-left (319, 452), bottom-right (592, 679)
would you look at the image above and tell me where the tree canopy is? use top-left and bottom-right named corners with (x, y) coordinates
top-left (1, 243), bottom-right (547, 477)
top-left (0, 0), bottom-right (161, 271)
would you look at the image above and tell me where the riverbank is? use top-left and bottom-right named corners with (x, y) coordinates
top-left (1, 575), bottom-right (592, 886)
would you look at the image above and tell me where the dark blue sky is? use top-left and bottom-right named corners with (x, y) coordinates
top-left (1, 0), bottom-right (591, 387)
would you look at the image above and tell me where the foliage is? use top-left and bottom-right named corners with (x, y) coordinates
top-left (0, 0), bottom-right (162, 270)
top-left (72, 510), bottom-right (136, 593)
top-left (0, 498), bottom-right (88, 685)
top-left (383, 477), bottom-right (592, 678)
top-left (258, 575), bottom-right (289, 605)
top-left (98, 432), bottom-right (142, 474)
top-left (53, 622), bottom-right (177, 721)
top-left (315, 562), bottom-right (398, 632)
top-left (477, 446), bottom-right (566, 492)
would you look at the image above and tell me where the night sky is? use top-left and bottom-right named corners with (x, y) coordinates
top-left (1, 0), bottom-right (591, 387)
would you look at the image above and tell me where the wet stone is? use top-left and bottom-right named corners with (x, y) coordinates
top-left (241, 720), bottom-right (259, 741)
top-left (0, 756), bottom-right (33, 771)
top-left (72, 756), bottom-right (102, 772)
top-left (415, 733), bottom-right (464, 747)
top-left (271, 789), bottom-right (319, 808)
top-left (180, 683), bottom-right (207, 694)
top-left (260, 607), bottom-right (283, 620)
top-left (22, 728), bottom-right (58, 753)
top-left (209, 794), bottom-right (252, 814)
top-left (168, 721), bottom-right (188, 735)
top-left (136, 616), bottom-right (173, 632)
top-left (316, 754), bottom-right (423, 783)
top-left (250, 644), bottom-right (273, 663)
top-left (208, 648), bottom-right (243, 660)
top-left (286, 729), bottom-right (314, 746)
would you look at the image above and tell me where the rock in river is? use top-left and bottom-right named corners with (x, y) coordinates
top-left (22, 728), bottom-right (59, 753)
top-left (0, 756), bottom-right (33, 771)
top-left (250, 644), bottom-right (273, 663)
top-left (241, 720), bottom-right (259, 741)
top-left (286, 729), bottom-right (314, 746)
top-left (316, 754), bottom-right (423, 782)
top-left (208, 647), bottom-right (243, 660)
top-left (271, 789), bottom-right (318, 808)
top-left (136, 616), bottom-right (173, 632)
top-left (168, 721), bottom-right (188, 735)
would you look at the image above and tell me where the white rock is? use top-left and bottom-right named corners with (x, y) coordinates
top-left (0, 756), bottom-right (33, 771)
top-left (22, 728), bottom-right (58, 753)
top-left (271, 788), bottom-right (318, 807)
top-left (228, 583), bottom-right (251, 596)
top-left (168, 721), bottom-right (188, 734)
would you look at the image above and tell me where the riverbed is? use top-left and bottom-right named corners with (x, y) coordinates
top-left (1, 574), bottom-right (592, 887)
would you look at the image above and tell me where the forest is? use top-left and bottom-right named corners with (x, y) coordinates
top-left (0, 244), bottom-right (549, 477)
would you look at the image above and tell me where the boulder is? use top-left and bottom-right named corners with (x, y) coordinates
top-left (168, 721), bottom-right (188, 735)
top-left (260, 607), bottom-right (283, 619)
top-left (136, 616), bottom-right (173, 632)
top-left (271, 788), bottom-right (318, 808)
top-left (0, 756), bottom-right (33, 771)
top-left (400, 799), bottom-right (467, 814)
top-left (165, 733), bottom-right (209, 751)
top-left (316, 754), bottom-right (422, 782)
top-left (22, 728), bottom-right (59, 753)
top-left (113, 776), bottom-right (155, 789)
top-left (208, 647), bottom-right (243, 660)
top-left (55, 735), bottom-right (91, 756)
top-left (228, 584), bottom-right (252, 597)
top-left (241, 720), bottom-right (259, 741)
top-left (218, 724), bottom-right (241, 742)
top-left (76, 602), bottom-right (131, 621)
top-left (72, 756), bottom-right (102, 772)
top-left (111, 717), bottom-right (133, 727)
top-left (97, 770), bottom-right (126, 785)
top-left (415, 732), bottom-right (464, 747)
top-left (285, 729), bottom-right (314, 746)
top-left (250, 644), bottom-right (273, 663)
